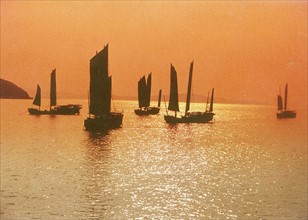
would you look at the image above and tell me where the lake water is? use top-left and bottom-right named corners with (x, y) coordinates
top-left (1, 99), bottom-right (307, 219)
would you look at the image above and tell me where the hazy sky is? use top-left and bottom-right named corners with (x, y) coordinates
top-left (1, 1), bottom-right (307, 107)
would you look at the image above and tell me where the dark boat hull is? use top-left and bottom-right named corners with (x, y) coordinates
top-left (28, 104), bottom-right (81, 115)
top-left (84, 112), bottom-right (123, 131)
top-left (134, 107), bottom-right (160, 116)
top-left (164, 112), bottom-right (214, 123)
top-left (276, 110), bottom-right (296, 119)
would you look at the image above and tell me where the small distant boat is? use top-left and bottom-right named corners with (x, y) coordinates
top-left (84, 44), bottom-right (123, 131)
top-left (28, 69), bottom-right (82, 115)
top-left (276, 83), bottom-right (296, 118)
top-left (164, 61), bottom-right (215, 123)
top-left (134, 73), bottom-right (162, 116)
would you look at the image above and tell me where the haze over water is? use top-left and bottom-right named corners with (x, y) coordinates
top-left (1, 99), bottom-right (307, 219)
top-left (1, 1), bottom-right (307, 105)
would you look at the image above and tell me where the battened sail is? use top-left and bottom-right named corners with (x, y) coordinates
top-left (89, 44), bottom-right (111, 116)
top-left (50, 69), bottom-right (56, 107)
top-left (210, 88), bottom-right (214, 112)
top-left (137, 73), bottom-right (152, 108)
top-left (33, 84), bottom-right (41, 107)
top-left (185, 61), bottom-right (194, 115)
top-left (284, 83), bottom-right (288, 110)
top-left (138, 76), bottom-right (147, 108)
top-left (158, 89), bottom-right (162, 107)
top-left (168, 64), bottom-right (179, 112)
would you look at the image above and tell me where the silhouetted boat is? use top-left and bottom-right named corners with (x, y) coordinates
top-left (28, 69), bottom-right (82, 115)
top-left (134, 73), bottom-right (161, 115)
top-left (84, 44), bottom-right (123, 131)
top-left (276, 83), bottom-right (296, 118)
top-left (164, 61), bottom-right (215, 123)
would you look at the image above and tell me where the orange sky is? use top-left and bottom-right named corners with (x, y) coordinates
top-left (1, 1), bottom-right (307, 107)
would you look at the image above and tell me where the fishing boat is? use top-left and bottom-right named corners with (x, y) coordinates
top-left (164, 61), bottom-right (215, 123)
top-left (84, 44), bottom-right (123, 131)
top-left (134, 73), bottom-right (162, 115)
top-left (28, 69), bottom-right (82, 115)
top-left (276, 83), bottom-right (296, 118)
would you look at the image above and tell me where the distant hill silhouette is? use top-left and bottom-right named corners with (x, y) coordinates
top-left (0, 78), bottom-right (31, 99)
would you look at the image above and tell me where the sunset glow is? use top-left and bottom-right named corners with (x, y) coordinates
top-left (1, 1), bottom-right (307, 107)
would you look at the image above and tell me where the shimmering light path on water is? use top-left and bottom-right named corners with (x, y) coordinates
top-left (1, 100), bottom-right (307, 219)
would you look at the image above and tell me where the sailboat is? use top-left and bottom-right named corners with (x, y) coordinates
top-left (84, 44), bottom-right (123, 131)
top-left (276, 83), bottom-right (296, 118)
top-left (28, 69), bottom-right (82, 115)
top-left (134, 73), bottom-right (162, 115)
top-left (164, 61), bottom-right (215, 123)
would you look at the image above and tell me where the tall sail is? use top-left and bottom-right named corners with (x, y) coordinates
top-left (33, 84), bottom-right (41, 107)
top-left (277, 95), bottom-right (283, 110)
top-left (145, 73), bottom-right (152, 107)
top-left (185, 61), bottom-right (194, 115)
top-left (168, 64), bottom-right (179, 112)
top-left (284, 83), bottom-right (288, 110)
top-left (50, 69), bottom-right (56, 107)
top-left (138, 76), bottom-right (147, 108)
top-left (158, 89), bottom-right (162, 107)
top-left (89, 44), bottom-right (111, 116)
top-left (209, 88), bottom-right (214, 112)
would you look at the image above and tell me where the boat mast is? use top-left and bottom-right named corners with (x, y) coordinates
top-left (185, 61), bottom-right (194, 116)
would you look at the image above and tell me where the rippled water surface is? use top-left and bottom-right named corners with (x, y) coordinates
top-left (1, 99), bottom-right (307, 219)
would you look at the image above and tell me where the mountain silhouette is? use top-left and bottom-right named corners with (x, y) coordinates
top-left (0, 78), bottom-right (31, 99)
